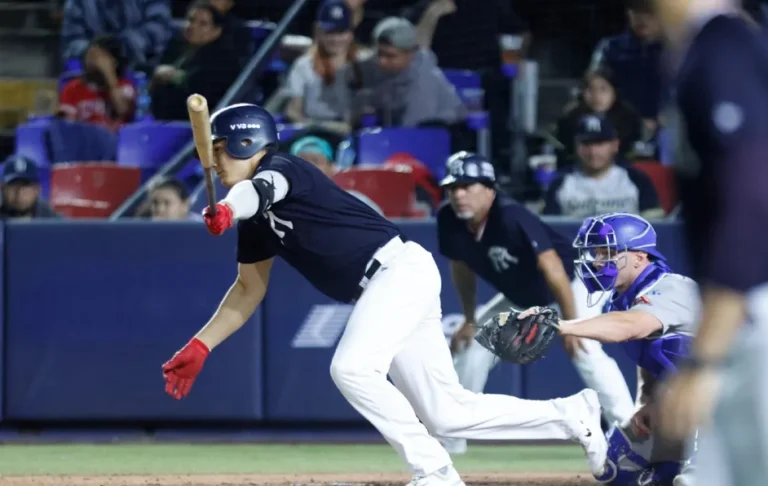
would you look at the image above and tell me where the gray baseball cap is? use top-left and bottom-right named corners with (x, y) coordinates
top-left (373, 17), bottom-right (417, 51)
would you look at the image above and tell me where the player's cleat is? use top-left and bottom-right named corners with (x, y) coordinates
top-left (407, 465), bottom-right (466, 486)
top-left (558, 389), bottom-right (609, 478)
top-left (439, 437), bottom-right (467, 455)
top-left (673, 471), bottom-right (694, 486)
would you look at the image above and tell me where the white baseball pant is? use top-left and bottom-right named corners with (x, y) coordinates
top-left (692, 284), bottom-right (768, 486)
top-left (329, 237), bottom-right (596, 476)
top-left (450, 281), bottom-right (636, 429)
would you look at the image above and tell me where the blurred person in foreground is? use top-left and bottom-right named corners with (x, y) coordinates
top-left (0, 156), bottom-right (59, 220)
top-left (591, 0), bottom-right (664, 126)
top-left (150, 1), bottom-right (241, 121)
top-left (555, 68), bottom-right (643, 166)
top-left (543, 115), bottom-right (663, 220)
top-left (149, 177), bottom-right (202, 221)
top-left (59, 35), bottom-right (136, 130)
top-left (284, 0), bottom-right (361, 136)
top-left (653, 1), bottom-right (768, 486)
top-left (355, 17), bottom-right (465, 128)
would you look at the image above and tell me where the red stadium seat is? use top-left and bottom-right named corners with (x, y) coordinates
top-left (632, 161), bottom-right (679, 215)
top-left (50, 163), bottom-right (142, 218)
top-left (333, 167), bottom-right (428, 219)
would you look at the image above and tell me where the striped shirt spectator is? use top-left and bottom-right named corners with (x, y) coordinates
top-left (61, 0), bottom-right (173, 69)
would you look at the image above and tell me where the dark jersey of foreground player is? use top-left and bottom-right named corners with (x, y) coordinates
top-left (437, 195), bottom-right (576, 308)
top-left (237, 152), bottom-right (401, 303)
top-left (673, 14), bottom-right (768, 292)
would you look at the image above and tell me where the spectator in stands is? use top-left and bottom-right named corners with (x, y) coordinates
top-left (290, 136), bottom-right (337, 178)
top-left (543, 115), bottom-right (663, 220)
top-left (554, 68), bottom-right (643, 167)
top-left (61, 0), bottom-right (172, 72)
top-left (284, 0), bottom-right (360, 136)
top-left (148, 177), bottom-right (202, 221)
top-left (149, 1), bottom-right (241, 121)
top-left (356, 17), bottom-right (465, 128)
top-left (208, 0), bottom-right (254, 67)
top-left (58, 35), bottom-right (136, 130)
top-left (590, 0), bottom-right (663, 125)
top-left (0, 156), bottom-right (59, 220)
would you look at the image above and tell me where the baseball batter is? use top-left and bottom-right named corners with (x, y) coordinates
top-left (160, 104), bottom-right (609, 486)
top-left (522, 213), bottom-right (700, 486)
top-left (436, 152), bottom-right (635, 453)
top-left (653, 2), bottom-right (768, 486)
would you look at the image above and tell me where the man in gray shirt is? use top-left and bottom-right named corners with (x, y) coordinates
top-left (356, 17), bottom-right (466, 128)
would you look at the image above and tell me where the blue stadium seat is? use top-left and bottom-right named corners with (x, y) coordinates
top-left (117, 121), bottom-right (192, 182)
top-left (117, 121), bottom-right (191, 168)
top-left (15, 118), bottom-right (52, 167)
top-left (442, 68), bottom-right (491, 158)
top-left (357, 127), bottom-right (452, 180)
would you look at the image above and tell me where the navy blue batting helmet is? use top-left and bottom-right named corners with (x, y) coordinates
top-left (439, 151), bottom-right (496, 187)
top-left (210, 103), bottom-right (278, 159)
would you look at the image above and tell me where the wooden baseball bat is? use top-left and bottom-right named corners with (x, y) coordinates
top-left (187, 93), bottom-right (217, 215)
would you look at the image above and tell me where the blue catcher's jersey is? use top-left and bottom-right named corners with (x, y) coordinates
top-left (236, 152), bottom-right (402, 303)
top-left (437, 195), bottom-right (576, 308)
top-left (604, 264), bottom-right (700, 378)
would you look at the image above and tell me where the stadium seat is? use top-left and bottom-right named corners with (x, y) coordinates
top-left (333, 166), bottom-right (428, 219)
top-left (383, 153), bottom-right (442, 211)
top-left (632, 161), bottom-right (679, 215)
top-left (357, 127), bottom-right (452, 180)
top-left (50, 163), bottom-right (142, 218)
top-left (15, 118), bottom-right (53, 195)
top-left (117, 121), bottom-right (192, 177)
top-left (441, 69), bottom-right (491, 157)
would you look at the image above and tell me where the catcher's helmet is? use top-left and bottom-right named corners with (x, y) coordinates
top-left (439, 151), bottom-right (496, 187)
top-left (210, 103), bottom-right (278, 159)
top-left (573, 213), bottom-right (666, 298)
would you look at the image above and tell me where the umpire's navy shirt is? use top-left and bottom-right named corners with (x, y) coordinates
top-left (673, 14), bottom-right (768, 292)
top-left (236, 152), bottom-right (401, 303)
top-left (437, 195), bottom-right (576, 307)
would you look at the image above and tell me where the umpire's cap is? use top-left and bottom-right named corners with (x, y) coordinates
top-left (439, 151), bottom-right (496, 188)
top-left (210, 103), bottom-right (278, 159)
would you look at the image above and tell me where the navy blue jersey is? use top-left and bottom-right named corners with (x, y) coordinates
top-left (437, 195), bottom-right (576, 307)
top-left (673, 15), bottom-right (768, 292)
top-left (236, 152), bottom-right (401, 302)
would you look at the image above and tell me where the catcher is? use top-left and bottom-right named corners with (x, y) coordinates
top-left (477, 213), bottom-right (699, 486)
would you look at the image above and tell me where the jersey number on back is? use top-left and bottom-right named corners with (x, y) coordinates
top-left (266, 211), bottom-right (294, 240)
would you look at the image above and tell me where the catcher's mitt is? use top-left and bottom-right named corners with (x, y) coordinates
top-left (474, 306), bottom-right (560, 364)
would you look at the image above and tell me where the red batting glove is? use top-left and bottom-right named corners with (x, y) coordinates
top-left (202, 203), bottom-right (233, 236)
top-left (162, 338), bottom-right (210, 400)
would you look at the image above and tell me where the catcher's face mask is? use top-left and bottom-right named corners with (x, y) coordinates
top-left (573, 218), bottom-right (628, 305)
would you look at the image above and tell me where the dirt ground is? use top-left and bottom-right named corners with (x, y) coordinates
top-left (2, 473), bottom-right (597, 486)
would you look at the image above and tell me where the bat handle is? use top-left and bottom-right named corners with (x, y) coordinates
top-left (204, 169), bottom-right (218, 215)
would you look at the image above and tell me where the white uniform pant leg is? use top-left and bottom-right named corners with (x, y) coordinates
top-left (330, 242), bottom-right (452, 477)
top-left (568, 278), bottom-right (635, 426)
top-left (389, 301), bottom-right (577, 442)
top-left (451, 292), bottom-right (512, 393)
top-left (696, 288), bottom-right (768, 486)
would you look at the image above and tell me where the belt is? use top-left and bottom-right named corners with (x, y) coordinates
top-left (351, 235), bottom-right (406, 302)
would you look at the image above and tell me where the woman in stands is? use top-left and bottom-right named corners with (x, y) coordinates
top-left (149, 0), bottom-right (241, 121)
top-left (58, 35), bottom-right (136, 131)
top-left (148, 178), bottom-right (202, 221)
top-left (554, 67), bottom-right (643, 168)
top-left (283, 0), bottom-right (363, 136)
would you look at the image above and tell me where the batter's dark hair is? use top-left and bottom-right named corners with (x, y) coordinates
top-left (153, 177), bottom-right (191, 202)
